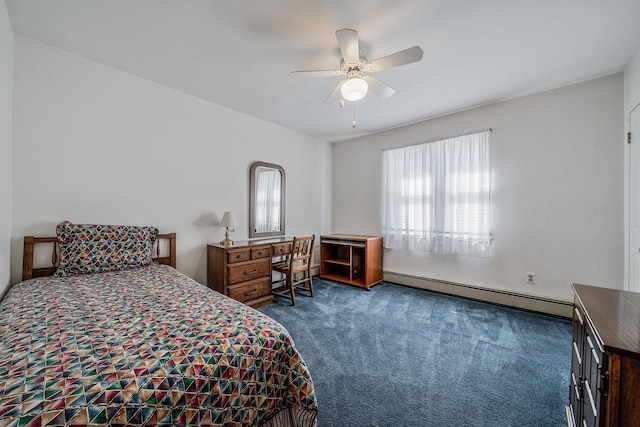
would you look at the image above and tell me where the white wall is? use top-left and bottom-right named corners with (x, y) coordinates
top-left (332, 74), bottom-right (624, 303)
top-left (626, 50), bottom-right (640, 112)
top-left (0, 4), bottom-right (13, 296)
top-left (11, 36), bottom-right (331, 285)
top-left (624, 48), bottom-right (640, 290)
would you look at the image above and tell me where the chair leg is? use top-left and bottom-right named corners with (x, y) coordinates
top-left (298, 271), bottom-right (314, 297)
top-left (308, 274), bottom-right (314, 298)
top-left (288, 273), bottom-right (296, 306)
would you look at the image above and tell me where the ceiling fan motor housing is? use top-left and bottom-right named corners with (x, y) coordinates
top-left (341, 57), bottom-right (368, 76)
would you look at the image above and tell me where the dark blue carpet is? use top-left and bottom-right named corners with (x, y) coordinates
top-left (260, 278), bottom-right (572, 427)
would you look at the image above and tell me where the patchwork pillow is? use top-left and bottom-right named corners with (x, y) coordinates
top-left (54, 221), bottom-right (159, 277)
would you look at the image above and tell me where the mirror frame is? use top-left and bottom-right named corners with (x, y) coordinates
top-left (249, 161), bottom-right (286, 239)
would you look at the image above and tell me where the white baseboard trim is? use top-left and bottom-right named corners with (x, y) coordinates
top-left (383, 271), bottom-right (573, 318)
top-left (311, 265), bottom-right (320, 277)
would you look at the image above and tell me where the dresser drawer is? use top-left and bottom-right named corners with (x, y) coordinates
top-left (251, 246), bottom-right (271, 259)
top-left (227, 258), bottom-right (270, 285)
top-left (227, 249), bottom-right (250, 264)
top-left (228, 277), bottom-right (271, 303)
top-left (272, 242), bottom-right (291, 256)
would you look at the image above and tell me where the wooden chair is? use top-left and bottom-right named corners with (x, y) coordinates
top-left (272, 235), bottom-right (315, 306)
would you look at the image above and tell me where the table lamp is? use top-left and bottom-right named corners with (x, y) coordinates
top-left (219, 211), bottom-right (238, 246)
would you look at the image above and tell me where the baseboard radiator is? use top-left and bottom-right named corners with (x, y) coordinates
top-left (383, 271), bottom-right (573, 318)
top-left (310, 243), bottom-right (321, 277)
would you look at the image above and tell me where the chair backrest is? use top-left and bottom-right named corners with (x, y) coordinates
top-left (290, 235), bottom-right (315, 272)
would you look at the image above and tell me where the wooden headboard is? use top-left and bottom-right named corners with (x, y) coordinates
top-left (22, 233), bottom-right (177, 281)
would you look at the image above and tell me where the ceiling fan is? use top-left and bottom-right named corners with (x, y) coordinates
top-left (290, 28), bottom-right (423, 104)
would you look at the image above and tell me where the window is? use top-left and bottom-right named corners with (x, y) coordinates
top-left (382, 131), bottom-right (491, 257)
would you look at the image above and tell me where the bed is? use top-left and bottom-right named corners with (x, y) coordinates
top-left (0, 222), bottom-right (318, 426)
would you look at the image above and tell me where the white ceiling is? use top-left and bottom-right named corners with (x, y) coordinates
top-left (6, 0), bottom-right (640, 142)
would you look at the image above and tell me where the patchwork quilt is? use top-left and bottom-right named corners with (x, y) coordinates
top-left (0, 263), bottom-right (317, 426)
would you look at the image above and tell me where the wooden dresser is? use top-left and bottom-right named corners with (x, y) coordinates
top-left (319, 234), bottom-right (383, 289)
top-left (207, 239), bottom-right (292, 309)
top-left (567, 284), bottom-right (640, 427)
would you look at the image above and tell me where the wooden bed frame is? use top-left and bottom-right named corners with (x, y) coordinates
top-left (22, 233), bottom-right (177, 281)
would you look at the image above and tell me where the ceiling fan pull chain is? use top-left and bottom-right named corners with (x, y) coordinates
top-left (352, 104), bottom-right (357, 128)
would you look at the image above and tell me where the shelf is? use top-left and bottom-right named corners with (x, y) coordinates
top-left (319, 273), bottom-right (349, 283)
top-left (319, 272), bottom-right (366, 287)
top-left (350, 276), bottom-right (365, 286)
top-left (323, 258), bottom-right (350, 266)
top-left (321, 239), bottom-right (366, 248)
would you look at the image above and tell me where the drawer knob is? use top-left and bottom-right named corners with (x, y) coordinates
top-left (244, 288), bottom-right (258, 296)
top-left (244, 269), bottom-right (258, 275)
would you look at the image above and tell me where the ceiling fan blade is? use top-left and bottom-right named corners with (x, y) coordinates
top-left (336, 28), bottom-right (360, 64)
top-left (368, 46), bottom-right (424, 72)
top-left (363, 76), bottom-right (395, 99)
top-left (324, 80), bottom-right (345, 104)
top-left (290, 69), bottom-right (343, 78)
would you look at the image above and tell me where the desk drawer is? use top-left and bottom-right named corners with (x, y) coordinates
top-left (228, 277), bottom-right (271, 303)
top-left (227, 249), bottom-right (250, 264)
top-left (227, 258), bottom-right (270, 285)
top-left (272, 242), bottom-right (292, 256)
top-left (251, 246), bottom-right (271, 259)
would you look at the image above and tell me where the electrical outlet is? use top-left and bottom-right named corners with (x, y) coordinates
top-left (526, 272), bottom-right (536, 284)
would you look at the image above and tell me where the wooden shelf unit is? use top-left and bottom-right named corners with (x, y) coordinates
top-left (320, 234), bottom-right (382, 289)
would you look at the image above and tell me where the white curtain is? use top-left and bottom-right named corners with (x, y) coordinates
top-left (382, 131), bottom-right (491, 258)
top-left (255, 168), bottom-right (281, 233)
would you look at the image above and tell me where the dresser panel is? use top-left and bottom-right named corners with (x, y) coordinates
top-left (250, 247), bottom-right (271, 260)
top-left (227, 249), bottom-right (250, 264)
top-left (568, 305), bottom-right (584, 425)
top-left (227, 258), bottom-right (271, 285)
top-left (272, 242), bottom-right (292, 256)
top-left (228, 277), bottom-right (271, 303)
top-left (568, 284), bottom-right (640, 427)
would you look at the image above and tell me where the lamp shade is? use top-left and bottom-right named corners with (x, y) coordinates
top-left (341, 77), bottom-right (368, 101)
top-left (219, 211), bottom-right (238, 227)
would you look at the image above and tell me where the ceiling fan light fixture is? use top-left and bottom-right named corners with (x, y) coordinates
top-left (341, 77), bottom-right (368, 101)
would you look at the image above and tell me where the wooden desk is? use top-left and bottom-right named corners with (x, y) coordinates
top-left (207, 238), bottom-right (292, 308)
top-left (320, 234), bottom-right (383, 289)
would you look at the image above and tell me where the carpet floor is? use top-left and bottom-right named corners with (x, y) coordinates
top-left (260, 278), bottom-right (572, 427)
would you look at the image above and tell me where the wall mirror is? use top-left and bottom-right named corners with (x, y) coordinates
top-left (249, 161), bottom-right (285, 238)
